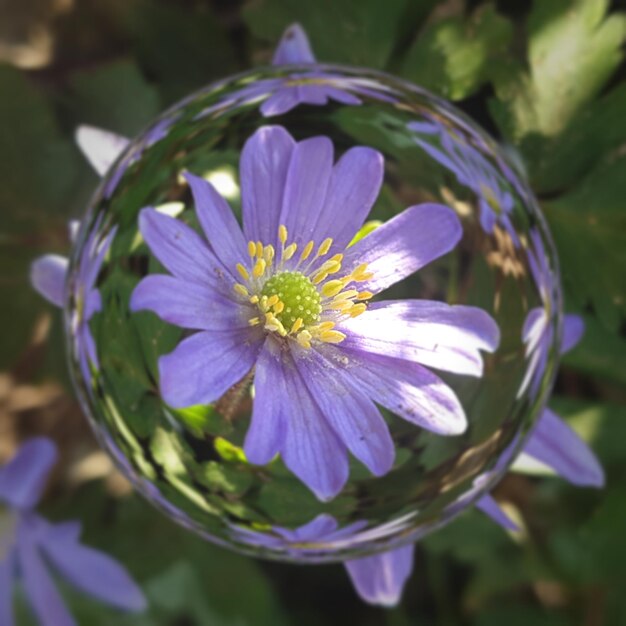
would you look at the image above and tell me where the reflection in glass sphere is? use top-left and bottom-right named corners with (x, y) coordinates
top-left (65, 65), bottom-right (563, 563)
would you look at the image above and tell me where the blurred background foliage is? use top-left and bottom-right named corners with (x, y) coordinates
top-left (0, 0), bottom-right (625, 624)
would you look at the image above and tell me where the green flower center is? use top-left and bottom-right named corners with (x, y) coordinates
top-left (261, 271), bottom-right (322, 329)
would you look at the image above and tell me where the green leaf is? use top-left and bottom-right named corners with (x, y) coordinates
top-left (0, 66), bottom-right (80, 223)
top-left (243, 0), bottom-right (410, 69)
top-left (0, 66), bottom-right (81, 366)
top-left (560, 315), bottom-right (626, 386)
top-left (530, 84), bottom-right (626, 193)
top-left (490, 0), bottom-right (626, 141)
top-left (401, 4), bottom-right (513, 100)
top-left (126, 0), bottom-right (238, 104)
top-left (69, 60), bottom-right (161, 136)
top-left (544, 155), bottom-right (626, 330)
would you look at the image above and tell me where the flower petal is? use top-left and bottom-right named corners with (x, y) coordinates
top-left (344, 544), bottom-right (414, 607)
top-left (295, 347), bottom-right (394, 476)
top-left (41, 527), bottom-right (146, 612)
top-left (275, 514), bottom-right (338, 542)
top-left (0, 438), bottom-right (57, 510)
top-left (17, 530), bottom-right (76, 626)
top-left (75, 125), bottom-right (129, 176)
top-left (185, 172), bottom-right (248, 271)
top-left (333, 345), bottom-right (467, 435)
top-left (241, 126), bottom-right (295, 246)
top-left (130, 275), bottom-right (244, 331)
top-left (561, 314), bottom-right (584, 355)
top-left (343, 203), bottom-right (462, 294)
top-left (321, 86), bottom-right (362, 106)
top-left (522, 408), bottom-right (605, 487)
top-left (279, 135), bottom-right (334, 246)
top-left (476, 494), bottom-right (519, 531)
top-left (244, 339), bottom-right (287, 465)
top-left (260, 88), bottom-right (303, 117)
top-left (0, 555), bottom-right (14, 626)
top-left (83, 288), bottom-right (102, 321)
top-left (30, 255), bottom-right (68, 308)
top-left (340, 300), bottom-right (499, 377)
top-left (307, 146), bottom-right (384, 252)
top-left (252, 342), bottom-right (349, 500)
top-left (138, 208), bottom-right (232, 295)
top-left (159, 329), bottom-right (261, 408)
top-left (272, 23), bottom-right (316, 65)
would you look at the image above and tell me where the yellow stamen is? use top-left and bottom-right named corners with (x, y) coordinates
top-left (314, 321), bottom-right (335, 332)
top-left (247, 241), bottom-right (256, 257)
top-left (318, 260), bottom-right (342, 275)
top-left (278, 225), bottom-right (288, 245)
top-left (265, 312), bottom-right (287, 336)
top-left (252, 258), bottom-right (266, 278)
top-left (233, 283), bottom-right (249, 297)
top-left (312, 271), bottom-right (328, 285)
top-left (300, 241), bottom-right (314, 261)
top-left (248, 317), bottom-right (260, 326)
top-left (236, 263), bottom-right (250, 281)
top-left (348, 303), bottom-right (367, 317)
top-left (283, 243), bottom-right (297, 260)
top-left (256, 241), bottom-right (263, 258)
top-left (291, 317), bottom-right (304, 333)
top-left (356, 291), bottom-right (373, 300)
top-left (332, 289), bottom-right (358, 302)
top-left (352, 263), bottom-right (373, 281)
top-left (320, 330), bottom-right (346, 344)
top-left (273, 300), bottom-right (285, 314)
top-left (267, 294), bottom-right (279, 307)
top-left (297, 330), bottom-right (312, 349)
top-left (264, 244), bottom-right (275, 264)
top-left (326, 300), bottom-right (353, 311)
top-left (249, 295), bottom-right (259, 304)
top-left (321, 280), bottom-right (344, 298)
top-left (316, 237), bottom-right (333, 257)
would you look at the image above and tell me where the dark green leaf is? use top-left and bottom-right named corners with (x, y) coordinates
top-left (544, 155), bottom-right (626, 330)
top-left (69, 60), bottom-right (161, 136)
top-left (402, 4), bottom-right (513, 100)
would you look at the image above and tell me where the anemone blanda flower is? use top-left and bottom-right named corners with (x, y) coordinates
top-left (31, 219), bottom-right (116, 384)
top-left (196, 23), bottom-right (397, 120)
top-left (408, 118), bottom-right (519, 244)
top-left (130, 124), bottom-right (499, 501)
top-left (232, 514), bottom-right (412, 607)
top-left (0, 438), bottom-right (146, 625)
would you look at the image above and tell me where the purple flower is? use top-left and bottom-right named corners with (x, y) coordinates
top-left (518, 228), bottom-right (570, 399)
top-left (197, 24), bottom-right (397, 120)
top-left (231, 514), bottom-right (413, 607)
top-left (130, 124), bottom-right (499, 501)
top-left (0, 438), bottom-right (146, 625)
top-left (408, 119), bottom-right (519, 243)
top-left (31, 219), bottom-right (116, 385)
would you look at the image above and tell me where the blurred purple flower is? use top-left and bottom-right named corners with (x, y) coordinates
top-left (197, 23), bottom-right (397, 120)
top-left (31, 218), bottom-right (116, 384)
top-left (408, 119), bottom-right (519, 244)
top-left (0, 438), bottom-right (146, 626)
top-left (232, 514), bottom-right (412, 607)
top-left (131, 124), bottom-right (499, 501)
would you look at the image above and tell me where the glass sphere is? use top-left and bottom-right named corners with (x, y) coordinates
top-left (65, 64), bottom-right (563, 563)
